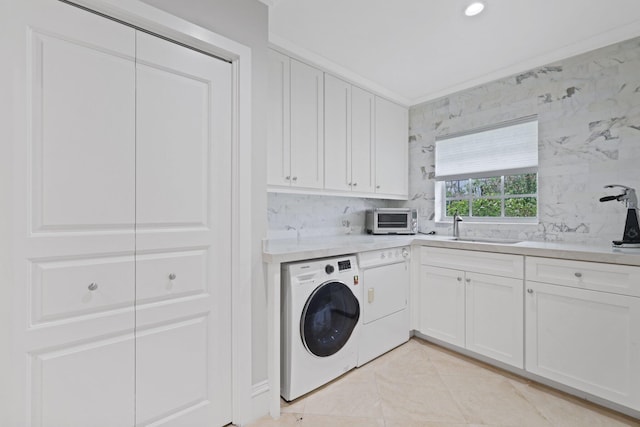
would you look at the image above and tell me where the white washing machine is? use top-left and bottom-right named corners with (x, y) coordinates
top-left (357, 246), bottom-right (410, 366)
top-left (281, 255), bottom-right (361, 401)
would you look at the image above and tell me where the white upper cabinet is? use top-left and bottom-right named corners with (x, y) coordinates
top-left (375, 96), bottom-right (408, 198)
top-left (267, 50), bottom-right (291, 186)
top-left (290, 59), bottom-right (325, 189)
top-left (351, 86), bottom-right (376, 194)
top-left (324, 75), bottom-right (374, 194)
top-left (268, 50), bottom-right (324, 190)
top-left (324, 74), bottom-right (351, 192)
top-left (267, 49), bottom-right (408, 199)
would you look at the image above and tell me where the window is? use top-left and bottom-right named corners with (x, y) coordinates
top-left (435, 117), bottom-right (538, 222)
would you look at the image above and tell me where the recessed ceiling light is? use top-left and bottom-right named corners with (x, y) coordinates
top-left (465, 1), bottom-right (485, 16)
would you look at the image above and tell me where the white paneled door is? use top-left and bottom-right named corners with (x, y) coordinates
top-left (6, 1), bottom-right (232, 426)
top-left (135, 30), bottom-right (232, 427)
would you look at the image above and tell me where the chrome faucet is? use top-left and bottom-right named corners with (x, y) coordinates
top-left (452, 212), bottom-right (463, 238)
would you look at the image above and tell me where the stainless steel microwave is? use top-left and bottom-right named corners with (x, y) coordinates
top-left (365, 208), bottom-right (418, 235)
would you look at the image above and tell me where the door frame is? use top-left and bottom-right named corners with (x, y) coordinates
top-left (63, 0), bottom-right (254, 424)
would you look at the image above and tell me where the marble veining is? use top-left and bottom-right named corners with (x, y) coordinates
top-left (406, 35), bottom-right (640, 246)
top-left (267, 193), bottom-right (388, 239)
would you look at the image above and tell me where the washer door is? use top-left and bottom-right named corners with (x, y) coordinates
top-left (300, 280), bottom-right (360, 357)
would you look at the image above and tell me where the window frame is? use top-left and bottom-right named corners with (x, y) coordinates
top-left (434, 116), bottom-right (539, 225)
top-left (437, 173), bottom-right (539, 224)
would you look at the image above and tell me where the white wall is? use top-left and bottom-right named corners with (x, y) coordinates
top-left (139, 0), bottom-right (270, 389)
top-left (406, 36), bottom-right (640, 245)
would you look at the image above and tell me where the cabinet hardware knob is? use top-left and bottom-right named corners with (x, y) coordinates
top-left (285, 176), bottom-right (291, 180)
top-left (292, 176), bottom-right (298, 182)
top-left (527, 288), bottom-right (534, 294)
top-left (88, 282), bottom-right (98, 291)
top-left (376, 185), bottom-right (381, 189)
top-left (169, 273), bottom-right (176, 280)
top-left (348, 182), bottom-right (352, 186)
top-left (465, 278), bottom-right (471, 283)
top-left (353, 182), bottom-right (357, 187)
top-left (457, 277), bottom-right (462, 282)
top-left (574, 272), bottom-right (582, 278)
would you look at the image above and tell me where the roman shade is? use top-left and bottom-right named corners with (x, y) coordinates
top-left (435, 116), bottom-right (538, 180)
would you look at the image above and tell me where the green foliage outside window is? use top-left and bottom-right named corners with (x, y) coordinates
top-left (505, 197), bottom-right (537, 217)
top-left (446, 200), bottom-right (469, 216)
top-left (445, 173), bottom-right (537, 219)
top-left (472, 198), bottom-right (501, 216)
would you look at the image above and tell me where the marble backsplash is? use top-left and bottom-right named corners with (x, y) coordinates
top-left (406, 36), bottom-right (640, 245)
top-left (267, 36), bottom-right (640, 245)
top-left (267, 193), bottom-right (388, 239)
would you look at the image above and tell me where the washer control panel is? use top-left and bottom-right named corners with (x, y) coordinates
top-left (337, 260), bottom-right (352, 271)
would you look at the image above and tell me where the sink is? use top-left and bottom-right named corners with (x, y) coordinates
top-left (451, 237), bottom-right (522, 244)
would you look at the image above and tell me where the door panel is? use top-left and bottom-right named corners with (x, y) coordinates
top-left (135, 31), bottom-right (233, 427)
top-left (290, 59), bottom-right (324, 189)
top-left (267, 50), bottom-right (291, 186)
top-left (33, 32), bottom-right (135, 231)
top-left (526, 281), bottom-right (640, 409)
top-left (33, 334), bottom-right (135, 427)
top-left (136, 34), bottom-right (213, 227)
top-left (31, 255), bottom-right (135, 323)
top-left (419, 265), bottom-right (465, 347)
top-left (362, 262), bottom-right (407, 324)
top-left (374, 97), bottom-right (407, 197)
top-left (465, 272), bottom-right (523, 368)
top-left (324, 74), bottom-right (351, 191)
top-left (9, 2), bottom-right (137, 426)
top-left (135, 249), bottom-right (207, 304)
top-left (351, 86), bottom-right (374, 193)
top-left (135, 318), bottom-right (208, 425)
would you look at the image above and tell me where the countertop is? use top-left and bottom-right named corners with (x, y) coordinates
top-left (263, 234), bottom-right (640, 266)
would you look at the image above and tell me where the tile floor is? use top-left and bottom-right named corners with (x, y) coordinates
top-left (247, 338), bottom-right (640, 427)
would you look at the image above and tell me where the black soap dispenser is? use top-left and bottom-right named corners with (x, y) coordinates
top-left (599, 185), bottom-right (640, 248)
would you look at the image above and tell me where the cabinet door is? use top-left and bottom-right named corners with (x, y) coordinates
top-left (290, 59), bottom-right (324, 189)
top-left (351, 86), bottom-right (375, 194)
top-left (420, 265), bottom-right (465, 347)
top-left (6, 1), bottom-right (136, 426)
top-left (374, 96), bottom-right (408, 198)
top-left (465, 272), bottom-right (523, 368)
top-left (135, 32), bottom-right (232, 426)
top-left (525, 281), bottom-right (640, 410)
top-left (324, 74), bottom-right (351, 191)
top-left (267, 50), bottom-right (291, 186)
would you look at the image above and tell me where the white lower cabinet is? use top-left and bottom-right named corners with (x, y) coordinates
top-left (420, 265), bottom-right (465, 347)
top-left (525, 257), bottom-right (640, 411)
top-left (419, 247), bottom-right (524, 368)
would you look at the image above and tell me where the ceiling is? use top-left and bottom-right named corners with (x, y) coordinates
top-left (267, 0), bottom-right (640, 105)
